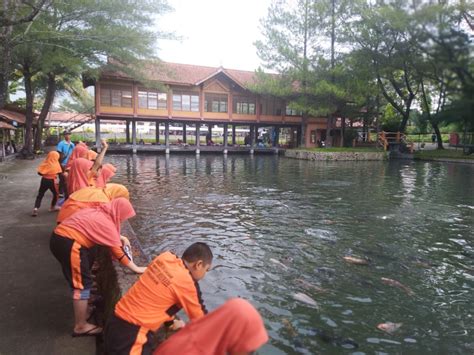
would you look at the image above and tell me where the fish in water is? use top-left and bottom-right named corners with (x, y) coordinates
top-left (295, 278), bottom-right (329, 293)
top-left (293, 292), bottom-right (319, 309)
top-left (377, 322), bottom-right (403, 335)
top-left (269, 258), bottom-right (289, 270)
top-left (343, 256), bottom-right (370, 265)
top-left (282, 318), bottom-right (298, 337)
top-left (381, 277), bottom-right (414, 296)
top-left (313, 328), bottom-right (359, 349)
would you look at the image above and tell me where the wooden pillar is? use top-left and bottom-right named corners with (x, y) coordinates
top-left (132, 118), bottom-right (137, 153)
top-left (155, 121), bottom-right (160, 144)
top-left (182, 124), bottom-right (187, 143)
top-left (195, 123), bottom-right (200, 154)
top-left (273, 126), bottom-right (280, 147)
top-left (1, 129), bottom-right (5, 159)
top-left (126, 120), bottom-right (130, 143)
top-left (165, 121), bottom-right (170, 148)
top-left (250, 125), bottom-right (256, 147)
top-left (223, 124), bottom-right (228, 153)
top-left (95, 117), bottom-right (101, 150)
top-left (232, 125), bottom-right (236, 145)
top-left (208, 124), bottom-right (212, 144)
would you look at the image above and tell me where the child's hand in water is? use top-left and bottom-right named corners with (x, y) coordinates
top-left (170, 319), bottom-right (185, 330)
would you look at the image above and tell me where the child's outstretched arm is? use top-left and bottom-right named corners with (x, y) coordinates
top-left (91, 139), bottom-right (108, 175)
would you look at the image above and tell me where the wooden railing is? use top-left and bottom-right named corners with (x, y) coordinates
top-left (378, 131), bottom-right (414, 153)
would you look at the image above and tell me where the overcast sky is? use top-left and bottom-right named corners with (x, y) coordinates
top-left (156, 0), bottom-right (273, 71)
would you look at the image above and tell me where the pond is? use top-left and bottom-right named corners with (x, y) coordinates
top-left (108, 154), bottom-right (473, 354)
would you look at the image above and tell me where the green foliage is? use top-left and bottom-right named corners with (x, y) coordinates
top-left (380, 104), bottom-right (401, 132)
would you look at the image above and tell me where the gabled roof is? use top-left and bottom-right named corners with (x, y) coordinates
top-left (101, 61), bottom-right (263, 89)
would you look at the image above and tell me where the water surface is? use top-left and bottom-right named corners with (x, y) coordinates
top-left (108, 154), bottom-right (473, 354)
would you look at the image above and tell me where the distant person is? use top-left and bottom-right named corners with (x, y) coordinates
top-left (32, 151), bottom-right (63, 216)
top-left (105, 242), bottom-right (213, 355)
top-left (50, 198), bottom-right (147, 337)
top-left (56, 131), bottom-right (75, 198)
top-left (431, 133), bottom-right (436, 143)
top-left (206, 132), bottom-right (214, 146)
top-left (154, 298), bottom-right (269, 355)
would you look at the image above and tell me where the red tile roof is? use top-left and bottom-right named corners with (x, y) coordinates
top-left (0, 121), bottom-right (16, 129)
top-left (102, 61), bottom-right (263, 88)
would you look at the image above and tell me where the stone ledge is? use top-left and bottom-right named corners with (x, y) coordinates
top-left (284, 150), bottom-right (387, 161)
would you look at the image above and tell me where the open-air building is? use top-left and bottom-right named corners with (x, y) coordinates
top-left (84, 61), bottom-right (338, 153)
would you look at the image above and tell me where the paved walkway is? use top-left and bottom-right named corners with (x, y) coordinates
top-left (0, 158), bottom-right (95, 354)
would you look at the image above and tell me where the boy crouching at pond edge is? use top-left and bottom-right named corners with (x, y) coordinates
top-left (105, 242), bottom-right (213, 355)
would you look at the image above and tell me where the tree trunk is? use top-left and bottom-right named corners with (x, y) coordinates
top-left (0, 26), bottom-right (13, 109)
top-left (432, 121), bottom-right (444, 149)
top-left (34, 73), bottom-right (56, 151)
top-left (20, 64), bottom-right (34, 157)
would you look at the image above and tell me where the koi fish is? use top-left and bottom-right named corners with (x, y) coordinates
top-left (343, 256), bottom-right (370, 265)
top-left (295, 278), bottom-right (329, 293)
top-left (381, 277), bottom-right (414, 296)
top-left (377, 322), bottom-right (403, 335)
top-left (269, 258), bottom-right (289, 270)
top-left (293, 292), bottom-right (319, 309)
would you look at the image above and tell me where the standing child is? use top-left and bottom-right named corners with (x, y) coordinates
top-left (32, 151), bottom-right (63, 216)
top-left (104, 242), bottom-right (213, 355)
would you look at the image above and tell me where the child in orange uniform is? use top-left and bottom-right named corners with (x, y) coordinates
top-left (32, 151), bottom-right (63, 216)
top-left (154, 298), bottom-right (269, 355)
top-left (57, 183), bottom-right (129, 223)
top-left (104, 242), bottom-right (213, 355)
top-left (50, 198), bottom-right (147, 337)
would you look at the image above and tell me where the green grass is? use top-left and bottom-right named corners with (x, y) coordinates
top-left (406, 134), bottom-right (450, 143)
top-left (415, 149), bottom-right (474, 160)
top-left (296, 147), bottom-right (383, 153)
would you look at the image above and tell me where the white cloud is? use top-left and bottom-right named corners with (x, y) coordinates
top-left (155, 0), bottom-right (272, 71)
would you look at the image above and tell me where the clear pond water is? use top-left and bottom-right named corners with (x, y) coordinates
top-left (108, 154), bottom-right (474, 354)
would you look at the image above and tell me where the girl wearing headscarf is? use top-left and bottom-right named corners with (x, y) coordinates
top-left (66, 145), bottom-right (89, 170)
top-left (50, 198), bottom-right (147, 337)
top-left (32, 151), bottom-right (63, 216)
top-left (57, 183), bottom-right (129, 223)
top-left (66, 139), bottom-right (109, 196)
top-left (95, 163), bottom-right (116, 188)
top-left (154, 298), bottom-right (268, 355)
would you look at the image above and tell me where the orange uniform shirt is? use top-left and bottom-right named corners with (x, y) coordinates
top-left (114, 251), bottom-right (207, 331)
top-left (54, 224), bottom-right (130, 266)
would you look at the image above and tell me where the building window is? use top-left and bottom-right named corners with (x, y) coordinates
top-left (233, 96), bottom-right (256, 115)
top-left (100, 86), bottom-right (132, 108)
top-left (261, 98), bottom-right (283, 116)
top-left (173, 93), bottom-right (200, 112)
top-left (138, 90), bottom-right (167, 110)
top-left (286, 106), bottom-right (302, 116)
top-left (204, 93), bottom-right (228, 113)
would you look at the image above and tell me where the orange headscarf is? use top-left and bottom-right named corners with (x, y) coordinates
top-left (56, 184), bottom-right (129, 223)
top-left (104, 183), bottom-right (129, 200)
top-left (67, 158), bottom-right (94, 195)
top-left (95, 163), bottom-right (116, 188)
top-left (154, 298), bottom-right (269, 355)
top-left (59, 197), bottom-right (135, 247)
top-left (66, 146), bottom-right (88, 169)
top-left (76, 142), bottom-right (88, 149)
top-left (37, 151), bottom-right (62, 179)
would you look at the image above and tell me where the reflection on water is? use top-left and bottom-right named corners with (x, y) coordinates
top-left (108, 154), bottom-right (474, 354)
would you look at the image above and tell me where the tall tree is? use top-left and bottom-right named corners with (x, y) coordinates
top-left (0, 0), bottom-right (49, 108)
top-left (11, 0), bottom-right (172, 156)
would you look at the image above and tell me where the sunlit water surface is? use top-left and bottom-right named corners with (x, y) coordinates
top-left (108, 154), bottom-right (473, 354)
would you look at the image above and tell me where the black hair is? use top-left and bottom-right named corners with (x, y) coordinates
top-left (182, 242), bottom-right (213, 264)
